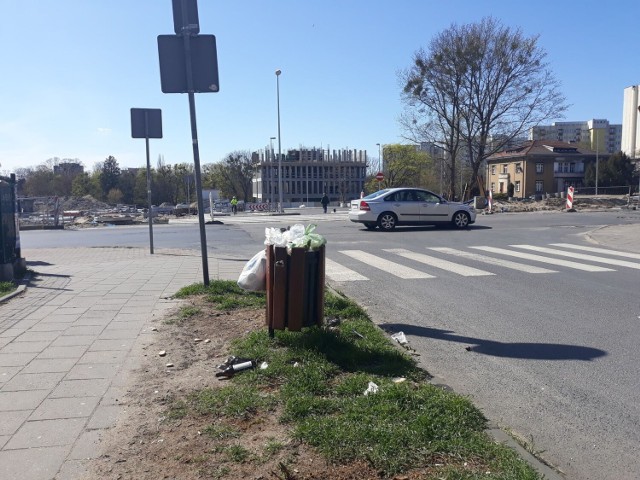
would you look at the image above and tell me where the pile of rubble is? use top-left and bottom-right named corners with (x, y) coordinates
top-left (59, 195), bottom-right (112, 212)
top-left (488, 196), bottom-right (633, 213)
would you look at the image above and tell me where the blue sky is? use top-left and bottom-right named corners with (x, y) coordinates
top-left (1, 0), bottom-right (639, 175)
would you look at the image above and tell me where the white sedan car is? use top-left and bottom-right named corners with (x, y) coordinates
top-left (349, 187), bottom-right (476, 231)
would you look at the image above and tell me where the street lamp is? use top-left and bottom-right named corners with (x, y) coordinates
top-left (269, 136), bottom-right (276, 209)
top-left (637, 105), bottom-right (640, 204)
top-left (275, 69), bottom-right (283, 213)
top-left (595, 130), bottom-right (599, 196)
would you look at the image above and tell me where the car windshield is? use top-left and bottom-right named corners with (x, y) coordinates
top-left (363, 189), bottom-right (391, 200)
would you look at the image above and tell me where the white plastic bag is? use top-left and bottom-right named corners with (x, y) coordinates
top-left (391, 332), bottom-right (408, 345)
top-left (364, 381), bottom-right (379, 396)
top-left (237, 250), bottom-right (267, 291)
top-left (264, 227), bottom-right (286, 247)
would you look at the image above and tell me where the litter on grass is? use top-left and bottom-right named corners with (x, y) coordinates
top-left (364, 381), bottom-right (379, 396)
top-left (391, 332), bottom-right (408, 345)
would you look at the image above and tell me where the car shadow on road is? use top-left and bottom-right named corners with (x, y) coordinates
top-left (382, 323), bottom-right (607, 361)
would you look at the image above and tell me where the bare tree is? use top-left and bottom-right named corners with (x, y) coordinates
top-left (401, 17), bottom-right (567, 199)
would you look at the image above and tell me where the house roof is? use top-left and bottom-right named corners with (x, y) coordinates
top-left (487, 140), bottom-right (597, 162)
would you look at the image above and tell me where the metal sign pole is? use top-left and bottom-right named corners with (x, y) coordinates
top-left (131, 108), bottom-right (161, 255)
top-left (145, 133), bottom-right (154, 254)
top-left (181, 0), bottom-right (209, 286)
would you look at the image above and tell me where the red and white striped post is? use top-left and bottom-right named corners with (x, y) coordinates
top-left (566, 186), bottom-right (574, 210)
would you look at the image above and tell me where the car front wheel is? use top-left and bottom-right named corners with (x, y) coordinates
top-left (452, 211), bottom-right (470, 229)
top-left (378, 213), bottom-right (397, 231)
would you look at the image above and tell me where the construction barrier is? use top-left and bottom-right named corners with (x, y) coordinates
top-left (248, 203), bottom-right (270, 211)
top-left (566, 186), bottom-right (574, 210)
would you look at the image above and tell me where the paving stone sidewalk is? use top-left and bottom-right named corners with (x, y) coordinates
top-left (0, 247), bottom-right (244, 480)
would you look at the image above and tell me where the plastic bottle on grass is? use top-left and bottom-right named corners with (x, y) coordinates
top-left (215, 360), bottom-right (256, 378)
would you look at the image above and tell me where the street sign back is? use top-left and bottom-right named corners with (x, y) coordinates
top-left (130, 108), bottom-right (163, 139)
top-left (172, 0), bottom-right (200, 35)
top-left (157, 34), bottom-right (219, 93)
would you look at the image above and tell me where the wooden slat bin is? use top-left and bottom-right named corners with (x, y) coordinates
top-left (265, 244), bottom-right (325, 334)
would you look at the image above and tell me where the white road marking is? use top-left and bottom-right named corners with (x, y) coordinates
top-left (338, 250), bottom-right (435, 279)
top-left (471, 246), bottom-right (615, 272)
top-left (511, 245), bottom-right (640, 270)
top-left (324, 258), bottom-right (368, 282)
top-left (550, 243), bottom-right (640, 260)
top-left (430, 247), bottom-right (557, 274)
top-left (385, 248), bottom-right (494, 276)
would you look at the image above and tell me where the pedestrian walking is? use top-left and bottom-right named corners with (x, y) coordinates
top-left (321, 193), bottom-right (329, 213)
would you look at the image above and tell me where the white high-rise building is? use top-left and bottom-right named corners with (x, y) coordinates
top-left (621, 85), bottom-right (640, 158)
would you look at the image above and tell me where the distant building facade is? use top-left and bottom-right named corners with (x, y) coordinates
top-left (486, 140), bottom-right (604, 198)
top-left (252, 147), bottom-right (367, 205)
top-left (621, 85), bottom-right (640, 158)
top-left (53, 162), bottom-right (84, 176)
top-left (530, 119), bottom-right (621, 154)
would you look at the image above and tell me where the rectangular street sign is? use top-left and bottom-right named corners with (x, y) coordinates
top-left (130, 108), bottom-right (163, 139)
top-left (157, 34), bottom-right (219, 94)
top-left (172, 0), bottom-right (200, 35)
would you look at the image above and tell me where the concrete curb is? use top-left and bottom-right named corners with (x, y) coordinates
top-left (0, 283), bottom-right (26, 303)
top-left (0, 270), bottom-right (32, 303)
top-left (489, 427), bottom-right (564, 479)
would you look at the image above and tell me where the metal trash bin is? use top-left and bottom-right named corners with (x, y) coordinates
top-left (265, 244), bottom-right (325, 334)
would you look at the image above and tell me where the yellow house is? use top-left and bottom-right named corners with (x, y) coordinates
top-left (486, 140), bottom-right (603, 199)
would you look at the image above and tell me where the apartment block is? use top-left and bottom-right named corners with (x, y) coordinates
top-left (530, 119), bottom-right (621, 154)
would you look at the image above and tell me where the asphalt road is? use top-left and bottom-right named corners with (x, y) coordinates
top-left (19, 208), bottom-right (640, 479)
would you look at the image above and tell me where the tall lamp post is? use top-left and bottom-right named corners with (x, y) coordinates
top-left (269, 136), bottom-right (276, 210)
top-left (275, 69), bottom-right (283, 213)
top-left (637, 106), bottom-right (640, 203)
top-left (595, 130), bottom-right (599, 196)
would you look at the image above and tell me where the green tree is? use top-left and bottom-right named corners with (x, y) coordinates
top-left (117, 169), bottom-right (137, 205)
top-left (401, 17), bottom-right (567, 200)
top-left (202, 163), bottom-right (220, 189)
top-left (173, 163), bottom-right (195, 205)
top-left (106, 188), bottom-right (124, 205)
top-left (71, 172), bottom-right (92, 196)
top-left (133, 169), bottom-right (150, 206)
top-left (211, 151), bottom-right (256, 200)
top-left (22, 165), bottom-right (54, 196)
top-left (99, 156), bottom-right (121, 201)
top-left (584, 151), bottom-right (636, 187)
top-left (154, 158), bottom-right (179, 204)
top-left (370, 144), bottom-right (433, 190)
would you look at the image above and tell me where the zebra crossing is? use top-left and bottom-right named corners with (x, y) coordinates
top-left (326, 243), bottom-right (637, 282)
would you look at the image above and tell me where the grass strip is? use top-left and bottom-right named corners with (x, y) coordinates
top-left (0, 281), bottom-right (17, 296)
top-left (171, 281), bottom-right (542, 479)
